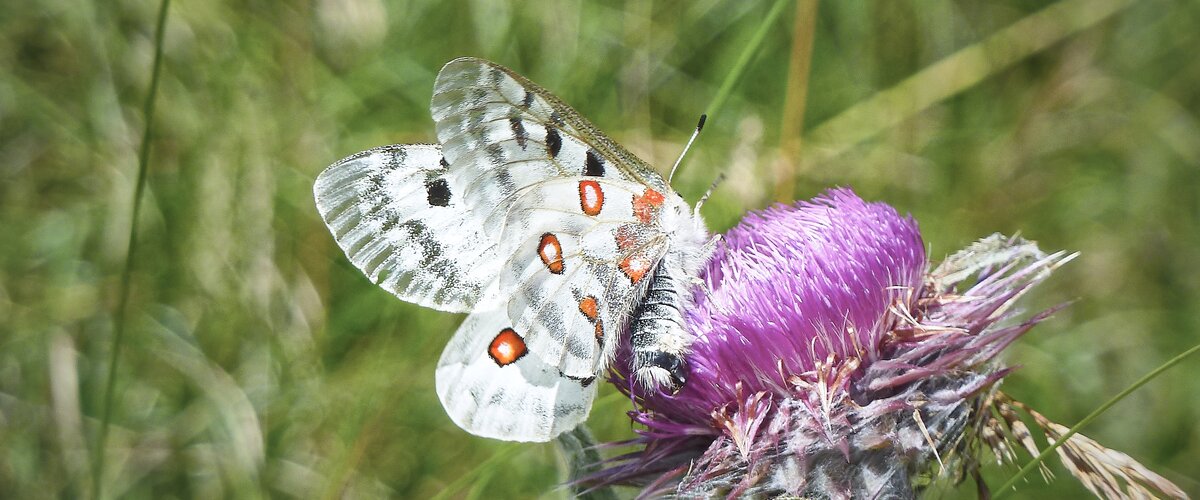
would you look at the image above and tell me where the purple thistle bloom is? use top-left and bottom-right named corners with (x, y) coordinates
top-left (590, 188), bottom-right (1082, 498)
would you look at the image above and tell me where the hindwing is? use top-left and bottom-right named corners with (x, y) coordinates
top-left (314, 144), bottom-right (497, 312)
top-left (493, 178), bottom-right (671, 378)
top-left (436, 308), bottom-right (597, 442)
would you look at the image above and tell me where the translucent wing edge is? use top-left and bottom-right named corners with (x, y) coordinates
top-left (313, 144), bottom-right (492, 312)
top-left (431, 57), bottom-right (669, 191)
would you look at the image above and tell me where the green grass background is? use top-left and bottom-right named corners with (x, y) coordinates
top-left (2, 0), bottom-right (1198, 497)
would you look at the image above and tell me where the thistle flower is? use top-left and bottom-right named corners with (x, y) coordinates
top-left (589, 188), bottom-right (1185, 499)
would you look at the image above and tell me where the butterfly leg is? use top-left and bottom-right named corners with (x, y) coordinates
top-left (700, 233), bottom-right (723, 260)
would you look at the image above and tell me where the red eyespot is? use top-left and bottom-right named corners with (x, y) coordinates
top-left (578, 180), bottom-right (604, 216)
top-left (632, 188), bottom-right (665, 223)
top-left (620, 254), bottom-right (652, 284)
top-left (578, 296), bottom-right (599, 321)
top-left (488, 328), bottom-right (527, 366)
top-left (538, 233), bottom-right (565, 274)
top-left (614, 224), bottom-right (653, 283)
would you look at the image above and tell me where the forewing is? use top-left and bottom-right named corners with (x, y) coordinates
top-left (430, 57), bottom-right (669, 228)
top-left (436, 307), bottom-right (597, 442)
top-left (313, 144), bottom-right (498, 312)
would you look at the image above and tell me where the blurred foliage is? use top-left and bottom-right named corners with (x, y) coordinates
top-left (1, 0), bottom-right (1197, 498)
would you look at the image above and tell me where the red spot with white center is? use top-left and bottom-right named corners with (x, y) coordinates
top-left (620, 253), bottom-right (652, 283)
top-left (614, 224), bottom-right (654, 283)
top-left (538, 233), bottom-right (565, 274)
top-left (488, 328), bottom-right (527, 366)
top-left (632, 188), bottom-right (665, 223)
top-left (578, 180), bottom-right (604, 216)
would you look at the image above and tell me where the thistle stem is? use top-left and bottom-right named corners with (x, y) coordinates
top-left (556, 424), bottom-right (617, 500)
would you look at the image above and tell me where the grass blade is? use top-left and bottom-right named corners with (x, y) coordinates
top-left (92, 0), bottom-right (171, 498)
top-left (803, 0), bottom-right (1136, 165)
top-left (705, 0), bottom-right (791, 123)
top-left (773, 0), bottom-right (818, 202)
top-left (993, 341), bottom-right (1200, 498)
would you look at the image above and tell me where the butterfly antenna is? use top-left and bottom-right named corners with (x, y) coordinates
top-left (694, 172), bottom-right (725, 217)
top-left (668, 114), bottom-right (706, 184)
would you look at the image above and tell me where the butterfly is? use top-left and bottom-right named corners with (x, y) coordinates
top-left (313, 57), bottom-right (712, 442)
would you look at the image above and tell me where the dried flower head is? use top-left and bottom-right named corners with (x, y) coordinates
top-left (588, 188), bottom-right (1185, 499)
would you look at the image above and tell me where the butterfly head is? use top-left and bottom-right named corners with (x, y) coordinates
top-left (659, 191), bottom-right (706, 235)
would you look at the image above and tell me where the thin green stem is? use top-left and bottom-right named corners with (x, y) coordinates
top-left (994, 341), bottom-right (1200, 498)
top-left (93, 0), bottom-right (170, 498)
top-left (705, 0), bottom-right (791, 123)
top-left (555, 424), bottom-right (618, 500)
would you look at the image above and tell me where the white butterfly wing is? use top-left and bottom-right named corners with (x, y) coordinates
top-left (435, 308), bottom-right (597, 442)
top-left (424, 59), bottom-right (685, 440)
top-left (320, 57), bottom-right (688, 442)
top-left (431, 57), bottom-right (670, 212)
top-left (313, 144), bottom-right (499, 312)
top-left (496, 179), bottom-right (670, 378)
top-left (435, 177), bottom-right (673, 440)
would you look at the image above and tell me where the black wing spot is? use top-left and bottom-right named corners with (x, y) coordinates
top-left (425, 177), bottom-right (451, 207)
top-left (584, 150), bottom-right (605, 176)
top-left (379, 213), bottom-right (400, 233)
top-left (495, 167), bottom-right (516, 193)
top-left (562, 372), bottom-right (597, 387)
top-left (439, 156), bottom-right (449, 168)
top-left (550, 111), bottom-right (565, 126)
top-left (522, 90), bottom-right (535, 109)
top-left (509, 117), bottom-right (528, 150)
top-left (546, 126), bottom-right (562, 158)
top-left (384, 148), bottom-right (406, 170)
top-left (485, 143), bottom-right (505, 166)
